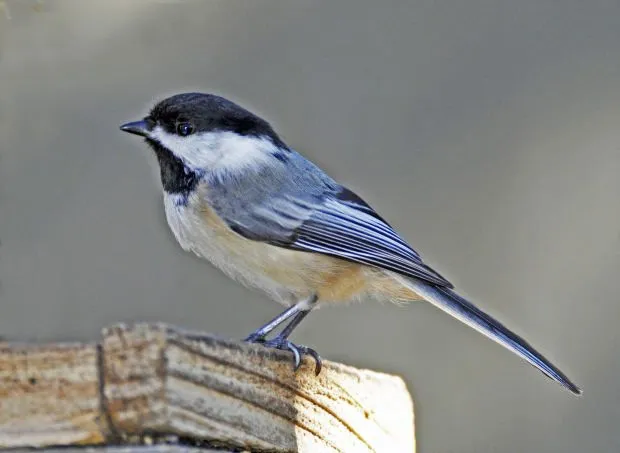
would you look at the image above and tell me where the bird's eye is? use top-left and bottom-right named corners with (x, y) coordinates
top-left (176, 122), bottom-right (194, 136)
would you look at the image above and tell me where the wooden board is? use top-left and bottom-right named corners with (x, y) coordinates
top-left (0, 323), bottom-right (415, 452)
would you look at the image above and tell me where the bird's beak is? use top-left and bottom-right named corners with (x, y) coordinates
top-left (120, 120), bottom-right (152, 137)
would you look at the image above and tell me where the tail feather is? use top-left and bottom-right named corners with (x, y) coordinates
top-left (396, 275), bottom-right (581, 395)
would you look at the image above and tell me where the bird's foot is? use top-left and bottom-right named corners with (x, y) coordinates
top-left (244, 334), bottom-right (322, 375)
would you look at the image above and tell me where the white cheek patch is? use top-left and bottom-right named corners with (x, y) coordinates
top-left (149, 126), bottom-right (277, 176)
top-left (214, 133), bottom-right (277, 174)
top-left (150, 125), bottom-right (217, 168)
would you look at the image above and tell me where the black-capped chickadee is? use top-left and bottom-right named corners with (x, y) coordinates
top-left (120, 92), bottom-right (580, 395)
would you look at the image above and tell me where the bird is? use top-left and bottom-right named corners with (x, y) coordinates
top-left (120, 92), bottom-right (581, 395)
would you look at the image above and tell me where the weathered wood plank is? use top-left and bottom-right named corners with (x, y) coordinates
top-left (0, 341), bottom-right (107, 447)
top-left (0, 323), bottom-right (415, 452)
top-left (8, 447), bottom-right (234, 453)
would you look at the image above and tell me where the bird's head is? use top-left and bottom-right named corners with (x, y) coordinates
top-left (120, 92), bottom-right (288, 193)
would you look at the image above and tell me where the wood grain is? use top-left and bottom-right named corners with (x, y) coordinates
top-left (7, 446), bottom-right (242, 453)
top-left (0, 341), bottom-right (106, 447)
top-left (0, 323), bottom-right (415, 452)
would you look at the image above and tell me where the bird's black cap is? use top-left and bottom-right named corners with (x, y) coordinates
top-left (122, 92), bottom-right (286, 147)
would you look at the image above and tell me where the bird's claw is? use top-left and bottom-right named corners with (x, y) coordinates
top-left (245, 335), bottom-right (322, 375)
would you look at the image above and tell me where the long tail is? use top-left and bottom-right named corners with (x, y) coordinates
top-left (395, 275), bottom-right (581, 395)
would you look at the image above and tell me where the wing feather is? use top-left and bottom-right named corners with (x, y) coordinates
top-left (286, 194), bottom-right (453, 287)
top-left (218, 181), bottom-right (453, 288)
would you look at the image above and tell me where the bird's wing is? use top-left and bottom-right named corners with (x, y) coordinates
top-left (219, 184), bottom-right (453, 288)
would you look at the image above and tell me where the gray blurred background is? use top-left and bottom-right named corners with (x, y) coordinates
top-left (1, 0), bottom-right (619, 451)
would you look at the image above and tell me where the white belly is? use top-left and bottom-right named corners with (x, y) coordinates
top-left (163, 193), bottom-right (316, 304)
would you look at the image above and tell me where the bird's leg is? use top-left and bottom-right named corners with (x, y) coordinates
top-left (244, 294), bottom-right (322, 375)
top-left (277, 308), bottom-right (313, 339)
top-left (243, 303), bottom-right (301, 342)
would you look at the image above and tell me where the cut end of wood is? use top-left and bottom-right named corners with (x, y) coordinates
top-left (0, 322), bottom-right (415, 452)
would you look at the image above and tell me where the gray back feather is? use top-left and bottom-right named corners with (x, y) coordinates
top-left (206, 151), bottom-right (338, 244)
